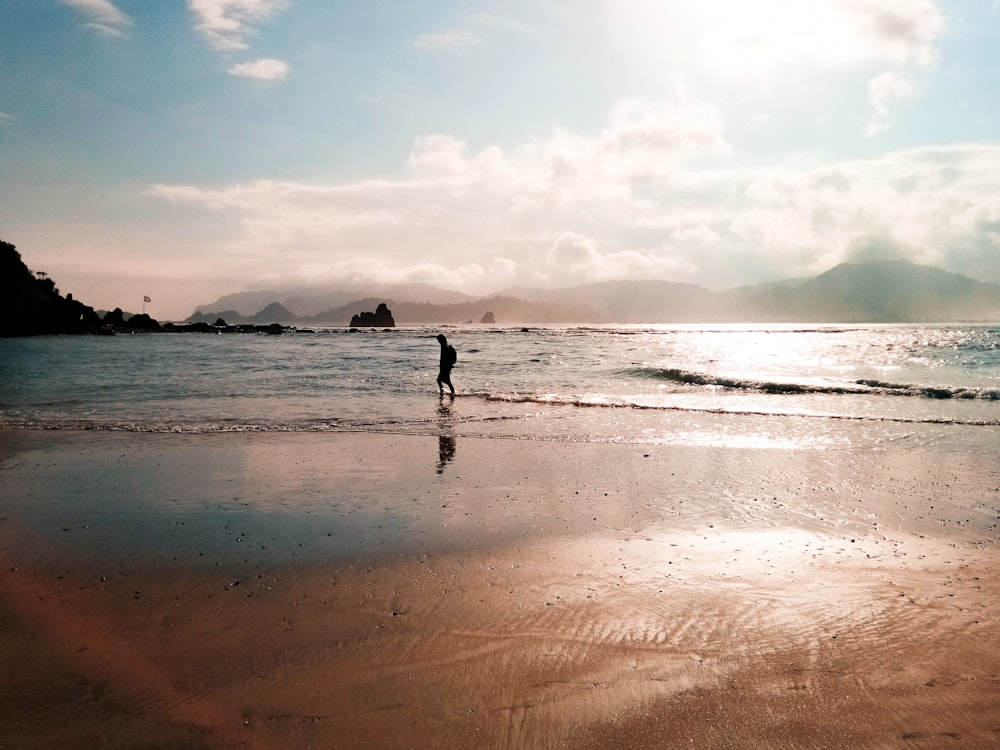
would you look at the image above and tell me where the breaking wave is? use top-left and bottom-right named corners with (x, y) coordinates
top-left (629, 367), bottom-right (1000, 401)
top-left (476, 392), bottom-right (1000, 427)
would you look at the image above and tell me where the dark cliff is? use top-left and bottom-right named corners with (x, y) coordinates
top-left (0, 239), bottom-right (102, 336)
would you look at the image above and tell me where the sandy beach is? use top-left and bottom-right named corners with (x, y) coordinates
top-left (0, 428), bottom-right (998, 749)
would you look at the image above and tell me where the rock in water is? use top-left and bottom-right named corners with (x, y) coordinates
top-left (349, 302), bottom-right (396, 327)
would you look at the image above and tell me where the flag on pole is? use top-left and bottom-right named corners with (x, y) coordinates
top-left (144, 296), bottom-right (151, 303)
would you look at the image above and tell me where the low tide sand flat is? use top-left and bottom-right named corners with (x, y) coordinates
top-left (1, 429), bottom-right (997, 749)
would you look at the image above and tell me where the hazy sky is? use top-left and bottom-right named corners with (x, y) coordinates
top-left (3, 1), bottom-right (1000, 319)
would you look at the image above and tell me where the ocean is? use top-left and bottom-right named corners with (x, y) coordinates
top-left (1, 324), bottom-right (998, 452)
top-left (3, 324), bottom-right (1000, 750)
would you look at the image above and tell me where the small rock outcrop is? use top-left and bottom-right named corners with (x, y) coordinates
top-left (97, 308), bottom-right (163, 333)
top-left (349, 302), bottom-right (395, 327)
top-left (124, 313), bottom-right (162, 332)
top-left (480, 311), bottom-right (496, 324)
top-left (103, 307), bottom-right (127, 327)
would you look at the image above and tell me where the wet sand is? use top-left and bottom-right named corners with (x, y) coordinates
top-left (0, 429), bottom-right (998, 749)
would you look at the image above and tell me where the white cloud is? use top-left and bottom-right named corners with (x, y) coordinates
top-left (728, 145), bottom-right (1000, 281)
top-left (145, 95), bottom-right (1000, 295)
top-left (602, 97), bottom-right (730, 174)
top-left (547, 231), bottom-right (601, 269)
top-left (410, 29), bottom-right (485, 52)
top-left (860, 0), bottom-right (945, 65)
top-left (464, 13), bottom-right (534, 36)
top-left (533, 231), bottom-right (690, 287)
top-left (227, 58), bottom-right (290, 80)
top-left (866, 70), bottom-right (920, 135)
top-left (405, 135), bottom-right (470, 178)
top-left (408, 13), bottom-right (531, 55)
top-left (499, 97), bottom-right (729, 222)
top-left (62, 0), bottom-right (131, 37)
top-left (188, 0), bottom-right (290, 52)
top-left (405, 135), bottom-right (514, 188)
top-left (608, 0), bottom-right (945, 85)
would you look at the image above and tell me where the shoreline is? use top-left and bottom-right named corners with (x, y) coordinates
top-left (1, 430), bottom-right (998, 748)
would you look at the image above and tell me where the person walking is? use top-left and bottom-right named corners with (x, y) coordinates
top-left (436, 333), bottom-right (457, 396)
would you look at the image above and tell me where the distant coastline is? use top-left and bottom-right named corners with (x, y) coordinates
top-left (5, 236), bottom-right (1000, 337)
top-left (190, 259), bottom-right (1000, 326)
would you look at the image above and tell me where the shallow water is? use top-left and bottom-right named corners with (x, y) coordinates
top-left (1, 324), bottom-right (998, 450)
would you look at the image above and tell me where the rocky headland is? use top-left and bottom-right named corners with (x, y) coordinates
top-left (1, 239), bottom-right (294, 337)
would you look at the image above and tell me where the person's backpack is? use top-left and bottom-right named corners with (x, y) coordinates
top-left (446, 345), bottom-right (457, 366)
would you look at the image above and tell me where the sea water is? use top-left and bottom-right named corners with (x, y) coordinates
top-left (1, 324), bottom-right (998, 451)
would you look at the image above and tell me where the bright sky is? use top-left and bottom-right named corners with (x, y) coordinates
top-left (2, 1), bottom-right (1000, 320)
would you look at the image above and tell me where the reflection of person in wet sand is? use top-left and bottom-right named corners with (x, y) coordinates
top-left (436, 333), bottom-right (457, 396)
top-left (436, 399), bottom-right (456, 474)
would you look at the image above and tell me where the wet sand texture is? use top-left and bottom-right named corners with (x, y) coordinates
top-left (0, 430), bottom-right (998, 749)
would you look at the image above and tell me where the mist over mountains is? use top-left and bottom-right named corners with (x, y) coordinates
top-left (198, 282), bottom-right (475, 319)
top-left (189, 260), bottom-right (1000, 325)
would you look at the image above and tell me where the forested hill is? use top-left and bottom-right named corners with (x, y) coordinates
top-left (725, 260), bottom-right (1000, 322)
top-left (0, 239), bottom-right (102, 336)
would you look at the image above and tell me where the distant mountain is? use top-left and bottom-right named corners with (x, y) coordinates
top-left (247, 302), bottom-right (297, 323)
top-left (194, 289), bottom-right (286, 317)
top-left (189, 259), bottom-right (1000, 325)
top-left (728, 260), bottom-right (1000, 322)
top-left (186, 309), bottom-right (245, 325)
top-left (195, 283), bottom-right (476, 317)
top-left (303, 295), bottom-right (596, 325)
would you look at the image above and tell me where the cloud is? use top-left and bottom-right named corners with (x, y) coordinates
top-left (188, 0), bottom-right (290, 52)
top-left (409, 29), bottom-right (485, 52)
top-left (145, 95), bottom-right (725, 290)
top-left (861, 0), bottom-right (945, 64)
top-left (711, 0), bottom-right (945, 74)
top-left (547, 231), bottom-right (601, 269)
top-left (608, 0), bottom-right (945, 86)
top-left (145, 96), bottom-right (1000, 295)
top-left (603, 97), bottom-right (730, 170)
top-left (866, 70), bottom-right (920, 135)
top-left (405, 135), bottom-right (470, 177)
top-left (227, 58), bottom-right (290, 80)
top-left (408, 13), bottom-right (531, 55)
top-left (504, 97), bottom-right (729, 218)
top-left (405, 135), bottom-right (514, 188)
top-left (844, 230), bottom-right (917, 262)
top-left (533, 231), bottom-right (690, 287)
top-left (62, 0), bottom-right (132, 37)
top-left (464, 13), bottom-right (534, 36)
top-left (732, 145), bottom-right (1000, 281)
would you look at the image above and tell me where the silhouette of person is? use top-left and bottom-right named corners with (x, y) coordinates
top-left (436, 333), bottom-right (456, 396)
